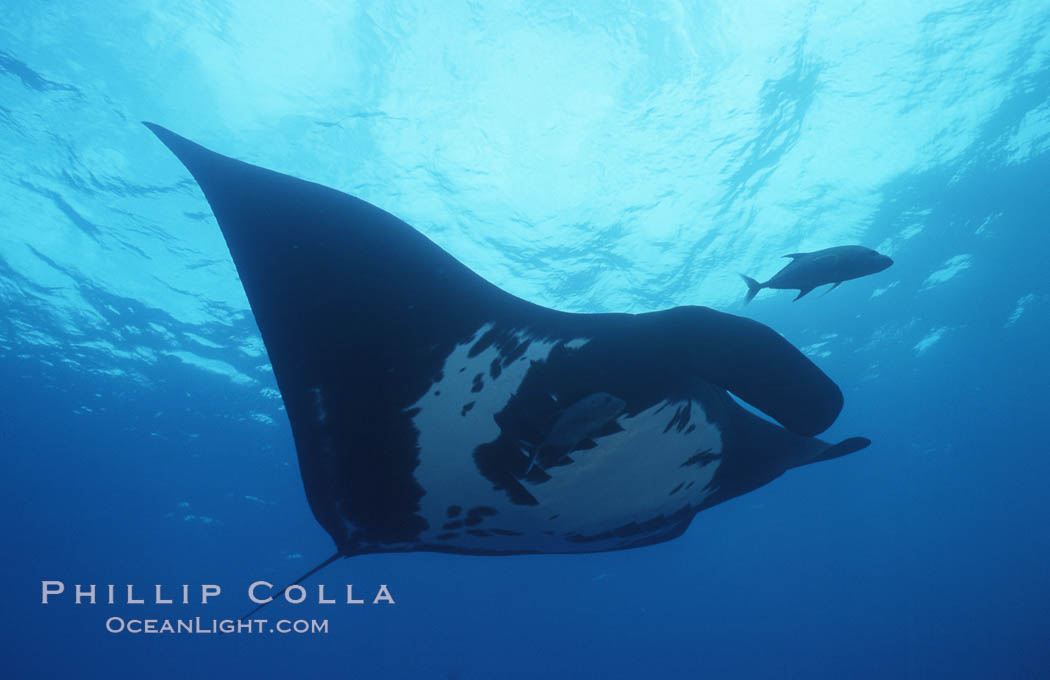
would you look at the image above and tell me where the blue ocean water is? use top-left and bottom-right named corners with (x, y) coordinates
top-left (3, 1), bottom-right (1049, 678)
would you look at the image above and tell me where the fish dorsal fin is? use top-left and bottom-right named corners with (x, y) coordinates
top-left (783, 252), bottom-right (807, 259)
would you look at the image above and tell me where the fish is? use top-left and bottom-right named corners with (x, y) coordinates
top-left (143, 123), bottom-right (871, 612)
top-left (740, 245), bottom-right (893, 303)
top-left (521, 392), bottom-right (626, 475)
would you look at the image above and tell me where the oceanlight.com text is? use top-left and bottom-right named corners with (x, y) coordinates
top-left (105, 616), bottom-right (329, 635)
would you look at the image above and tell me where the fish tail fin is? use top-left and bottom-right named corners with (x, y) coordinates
top-left (740, 274), bottom-right (762, 304)
top-left (240, 551), bottom-right (343, 621)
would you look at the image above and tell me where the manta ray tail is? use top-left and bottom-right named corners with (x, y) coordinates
top-left (240, 552), bottom-right (343, 621)
top-left (740, 274), bottom-right (763, 304)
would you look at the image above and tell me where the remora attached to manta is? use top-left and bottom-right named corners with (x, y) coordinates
top-left (144, 123), bottom-right (870, 589)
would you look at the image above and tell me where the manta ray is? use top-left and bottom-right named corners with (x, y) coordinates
top-left (144, 124), bottom-right (870, 609)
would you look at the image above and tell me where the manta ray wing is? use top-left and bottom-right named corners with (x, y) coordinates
top-left (145, 123), bottom-right (858, 558)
